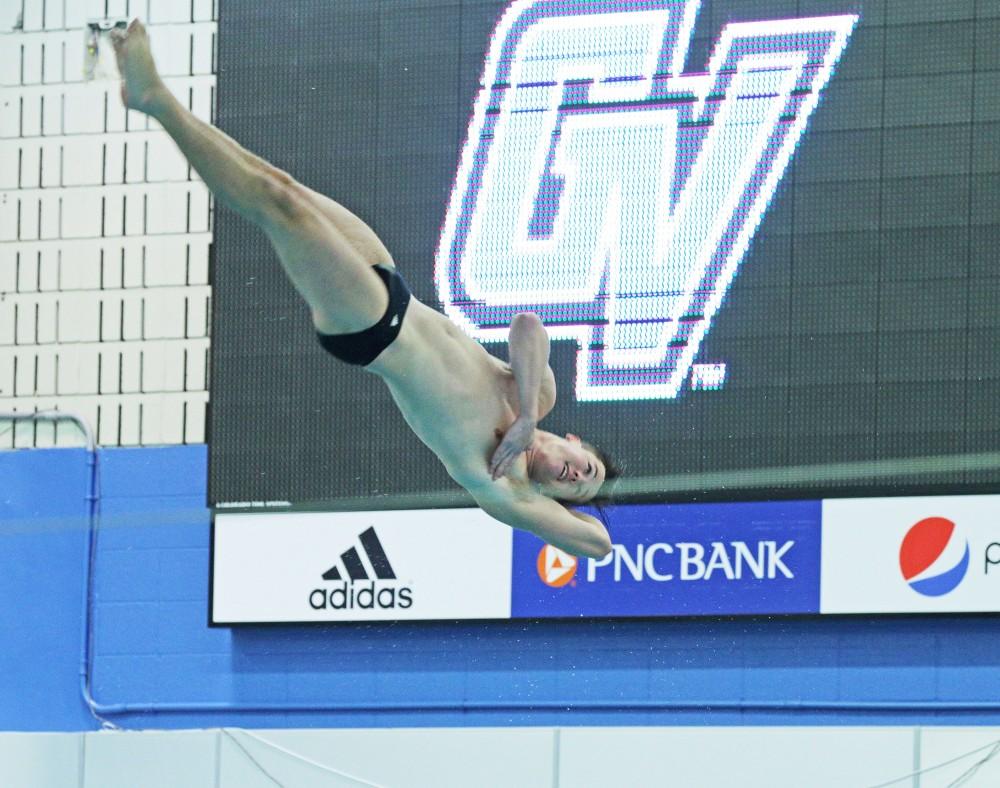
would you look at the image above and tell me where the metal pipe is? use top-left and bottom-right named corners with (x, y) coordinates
top-left (0, 410), bottom-right (113, 728)
top-left (84, 698), bottom-right (1000, 715)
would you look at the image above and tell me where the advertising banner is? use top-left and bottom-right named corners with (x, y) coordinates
top-left (821, 496), bottom-right (1000, 614)
top-left (212, 496), bottom-right (1000, 624)
top-left (510, 501), bottom-right (822, 618)
top-left (212, 509), bottom-right (513, 623)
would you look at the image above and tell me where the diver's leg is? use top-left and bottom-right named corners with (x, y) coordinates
top-left (297, 186), bottom-right (395, 270)
top-left (112, 20), bottom-right (388, 333)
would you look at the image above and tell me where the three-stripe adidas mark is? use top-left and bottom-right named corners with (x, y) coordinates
top-left (322, 526), bottom-right (396, 581)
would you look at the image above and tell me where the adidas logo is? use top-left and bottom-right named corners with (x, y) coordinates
top-left (389, 313), bottom-right (400, 328)
top-left (322, 526), bottom-right (396, 581)
top-left (310, 526), bottom-right (413, 611)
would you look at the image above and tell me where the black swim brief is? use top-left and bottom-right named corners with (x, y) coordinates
top-left (316, 264), bottom-right (412, 366)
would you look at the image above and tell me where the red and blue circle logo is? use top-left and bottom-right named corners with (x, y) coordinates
top-left (899, 517), bottom-right (970, 597)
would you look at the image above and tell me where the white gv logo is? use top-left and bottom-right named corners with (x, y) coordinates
top-left (436, 0), bottom-right (857, 401)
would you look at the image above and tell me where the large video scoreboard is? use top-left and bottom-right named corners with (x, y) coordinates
top-left (208, 0), bottom-right (1000, 622)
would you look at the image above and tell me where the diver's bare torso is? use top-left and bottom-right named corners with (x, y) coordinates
top-left (366, 298), bottom-right (535, 494)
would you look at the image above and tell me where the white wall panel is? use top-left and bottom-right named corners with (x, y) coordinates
top-left (102, 192), bottom-right (123, 237)
top-left (63, 0), bottom-right (91, 30)
top-left (220, 728), bottom-right (554, 788)
top-left (119, 346), bottom-right (141, 392)
top-left (920, 728), bottom-right (1000, 787)
top-left (146, 184), bottom-right (189, 234)
top-left (35, 347), bottom-right (58, 397)
top-left (21, 93), bottom-right (43, 137)
top-left (146, 135), bottom-right (189, 181)
top-left (19, 195), bottom-right (40, 240)
top-left (42, 141), bottom-right (62, 187)
top-left (100, 294), bottom-right (122, 341)
top-left (39, 246), bottom-right (59, 290)
top-left (139, 396), bottom-right (161, 442)
top-left (22, 3), bottom-right (45, 32)
top-left (152, 28), bottom-right (192, 76)
top-left (119, 397), bottom-right (141, 444)
top-left (120, 294), bottom-right (142, 340)
top-left (39, 193), bottom-right (60, 239)
top-left (97, 398), bottom-right (119, 443)
top-left (17, 251), bottom-right (39, 291)
top-left (184, 393), bottom-right (205, 441)
top-left (15, 301), bottom-right (36, 345)
top-left (0, 349), bottom-right (13, 398)
top-left (145, 237), bottom-right (186, 286)
top-left (83, 730), bottom-right (217, 788)
top-left (124, 139), bottom-right (145, 183)
top-left (186, 291), bottom-right (208, 338)
top-left (60, 190), bottom-right (102, 238)
top-left (160, 394), bottom-right (185, 442)
top-left (193, 0), bottom-right (216, 23)
top-left (559, 727), bottom-right (915, 788)
top-left (124, 191), bottom-right (145, 235)
top-left (36, 296), bottom-right (57, 342)
top-left (0, 196), bottom-right (17, 240)
top-left (187, 238), bottom-right (209, 284)
top-left (0, 304), bottom-right (14, 345)
top-left (43, 38), bottom-right (63, 83)
top-left (62, 139), bottom-right (105, 186)
top-left (188, 187), bottom-right (209, 232)
top-left (104, 0), bottom-right (129, 20)
top-left (143, 291), bottom-right (187, 339)
top-left (0, 246), bottom-right (16, 289)
top-left (14, 349), bottom-right (35, 395)
top-left (189, 81), bottom-right (213, 122)
top-left (0, 146), bottom-right (18, 189)
top-left (0, 35), bottom-right (20, 85)
top-left (104, 138), bottom-right (126, 185)
top-left (59, 243), bottom-right (102, 290)
top-left (44, 8), bottom-right (67, 32)
top-left (0, 732), bottom-right (83, 788)
top-left (42, 88), bottom-right (61, 133)
top-left (20, 145), bottom-right (42, 188)
top-left (191, 28), bottom-right (214, 74)
top-left (62, 89), bottom-right (104, 135)
top-left (99, 347), bottom-right (120, 393)
top-left (56, 293), bottom-right (100, 342)
top-left (184, 342), bottom-right (207, 390)
top-left (0, 95), bottom-right (21, 137)
top-left (122, 242), bottom-right (144, 288)
top-left (23, 41), bottom-right (44, 85)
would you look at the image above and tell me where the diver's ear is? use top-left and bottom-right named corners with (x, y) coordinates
top-left (566, 433), bottom-right (581, 443)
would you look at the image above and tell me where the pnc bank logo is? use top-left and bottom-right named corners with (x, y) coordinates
top-left (437, 0), bottom-right (857, 401)
top-left (537, 545), bottom-right (578, 587)
top-left (899, 517), bottom-right (971, 598)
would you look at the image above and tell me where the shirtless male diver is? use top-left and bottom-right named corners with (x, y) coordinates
top-left (112, 21), bottom-right (615, 558)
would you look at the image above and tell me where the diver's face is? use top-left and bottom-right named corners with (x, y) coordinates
top-left (526, 433), bottom-right (605, 503)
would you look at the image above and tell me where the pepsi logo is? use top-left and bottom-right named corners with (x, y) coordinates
top-left (537, 545), bottom-right (578, 588)
top-left (899, 517), bottom-right (970, 597)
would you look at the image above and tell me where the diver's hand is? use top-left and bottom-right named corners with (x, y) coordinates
top-left (490, 416), bottom-right (537, 480)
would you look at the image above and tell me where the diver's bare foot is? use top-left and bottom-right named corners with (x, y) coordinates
top-left (110, 19), bottom-right (169, 116)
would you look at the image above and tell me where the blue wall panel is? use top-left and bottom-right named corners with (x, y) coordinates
top-left (2, 445), bottom-right (1000, 732)
top-left (0, 448), bottom-right (94, 731)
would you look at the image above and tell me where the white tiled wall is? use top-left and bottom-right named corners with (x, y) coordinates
top-left (0, 0), bottom-right (216, 447)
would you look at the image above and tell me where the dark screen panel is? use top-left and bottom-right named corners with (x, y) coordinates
top-left (209, 0), bottom-right (1000, 507)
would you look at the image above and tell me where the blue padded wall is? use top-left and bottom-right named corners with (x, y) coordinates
top-left (2, 445), bottom-right (999, 731)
